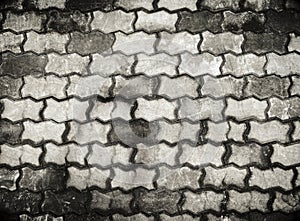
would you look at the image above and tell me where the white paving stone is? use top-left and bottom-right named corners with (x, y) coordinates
top-left (44, 98), bottom-right (89, 123)
top-left (158, 0), bottom-right (197, 11)
top-left (24, 32), bottom-right (69, 54)
top-left (135, 11), bottom-right (177, 32)
top-left (135, 53), bottom-right (178, 76)
top-left (158, 31), bottom-right (200, 54)
top-left (288, 33), bottom-right (300, 52)
top-left (22, 121), bottom-right (65, 143)
top-left (206, 121), bottom-right (229, 143)
top-left (92, 10), bottom-right (135, 33)
top-left (115, 0), bottom-right (154, 10)
top-left (266, 52), bottom-right (300, 76)
top-left (36, 0), bottom-right (65, 9)
top-left (223, 53), bottom-right (266, 76)
top-left (113, 31), bottom-right (156, 54)
top-left (135, 98), bottom-right (177, 121)
top-left (22, 75), bottom-right (67, 99)
top-left (1, 98), bottom-right (43, 121)
top-left (228, 121), bottom-right (246, 142)
top-left (46, 53), bottom-right (89, 76)
top-left (44, 143), bottom-right (68, 165)
top-left (272, 143), bottom-right (300, 166)
top-left (90, 53), bottom-right (134, 77)
top-left (201, 31), bottom-right (243, 54)
top-left (0, 32), bottom-right (23, 53)
top-left (179, 52), bottom-right (222, 77)
top-left (67, 121), bottom-right (111, 144)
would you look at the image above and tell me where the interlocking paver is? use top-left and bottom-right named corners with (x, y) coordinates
top-left (272, 143), bottom-right (300, 166)
top-left (268, 97), bottom-right (300, 120)
top-left (115, 0), bottom-right (153, 10)
top-left (228, 121), bottom-right (246, 142)
top-left (158, 0), bottom-right (197, 11)
top-left (288, 33), bottom-right (300, 52)
top-left (0, 32), bottom-right (23, 53)
top-left (0, 168), bottom-right (19, 190)
top-left (266, 53), bottom-right (300, 76)
top-left (205, 121), bottom-right (229, 143)
top-left (273, 191), bottom-right (300, 212)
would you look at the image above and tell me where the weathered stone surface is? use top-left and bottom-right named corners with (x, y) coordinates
top-left (179, 52), bottom-right (222, 76)
top-left (158, 75), bottom-right (199, 99)
top-left (243, 0), bottom-right (285, 11)
top-left (0, 120), bottom-right (22, 144)
top-left (112, 167), bottom-right (156, 189)
top-left (180, 143), bottom-right (225, 167)
top-left (134, 188), bottom-right (181, 214)
top-left (266, 53), bottom-right (300, 76)
top-left (266, 10), bottom-right (300, 33)
top-left (205, 121), bottom-right (229, 143)
top-left (201, 31), bottom-right (243, 54)
top-left (115, 0), bottom-right (153, 10)
top-left (92, 10), bottom-right (134, 33)
top-left (136, 53), bottom-right (178, 76)
top-left (273, 191), bottom-right (300, 212)
top-left (93, 100), bottom-right (131, 121)
top-left (67, 121), bottom-right (110, 144)
top-left (222, 53), bottom-right (266, 76)
top-left (22, 121), bottom-right (65, 143)
top-left (1, 98), bottom-right (42, 121)
top-left (65, 0), bottom-right (114, 11)
top-left (20, 167), bottom-right (66, 191)
top-left (157, 167), bottom-right (201, 190)
top-left (0, 189), bottom-right (42, 214)
top-left (289, 33), bottom-right (300, 52)
top-left (0, 0), bottom-right (22, 10)
top-left (227, 190), bottom-right (269, 212)
top-left (294, 121), bottom-right (300, 141)
top-left (135, 143), bottom-right (178, 166)
top-left (0, 32), bottom-right (23, 53)
top-left (113, 75), bottom-right (157, 99)
top-left (113, 31), bottom-right (156, 54)
top-left (158, 0), bottom-right (197, 10)
top-left (0, 76), bottom-right (22, 98)
top-left (3, 11), bottom-right (46, 32)
top-left (0, 168), bottom-right (19, 190)
top-left (291, 76), bottom-right (300, 96)
top-left (67, 167), bottom-right (109, 189)
top-left (90, 53), bottom-right (134, 77)
top-left (268, 97), bottom-right (300, 120)
top-left (112, 214), bottom-right (154, 221)
top-left (229, 143), bottom-right (270, 167)
top-left (65, 213), bottom-right (109, 221)
top-left (183, 191), bottom-right (224, 212)
top-left (272, 143), bottom-right (300, 166)
top-left (248, 121), bottom-right (289, 144)
top-left (0, 53), bottom-right (47, 77)
top-left (244, 75), bottom-right (290, 99)
top-left (0, 144), bottom-right (41, 166)
top-left (136, 11), bottom-right (177, 32)
top-left (158, 31), bottom-right (200, 54)
top-left (19, 214), bottom-right (64, 221)
top-left (135, 98), bottom-right (177, 121)
top-left (42, 190), bottom-right (89, 215)
top-left (47, 10), bottom-right (90, 33)
top-left (222, 11), bottom-right (265, 33)
top-left (203, 166), bottom-right (247, 188)
top-left (201, 75), bottom-right (244, 98)
top-left (228, 121), bottom-right (246, 142)
top-left (225, 97), bottom-right (267, 120)
top-left (67, 75), bottom-right (112, 98)
top-left (177, 11), bottom-right (223, 33)
top-left (160, 214), bottom-right (199, 221)
top-left (178, 97), bottom-right (225, 122)
top-left (68, 31), bottom-right (115, 55)
top-left (91, 190), bottom-right (132, 212)
top-left (44, 98), bottom-right (89, 123)
top-left (249, 167), bottom-right (293, 190)
top-left (244, 32), bottom-right (288, 54)
top-left (33, 0), bottom-right (66, 9)
top-left (88, 143), bottom-right (133, 166)
top-left (22, 75), bottom-right (68, 99)
top-left (286, 0), bottom-right (300, 10)
top-left (46, 53), bottom-right (89, 75)
top-left (24, 32), bottom-right (69, 54)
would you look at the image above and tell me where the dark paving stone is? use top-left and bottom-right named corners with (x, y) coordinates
top-left (243, 0), bottom-right (285, 11)
top-left (0, 53), bottom-right (47, 77)
top-left (65, 0), bottom-right (113, 12)
top-left (266, 10), bottom-right (300, 34)
top-left (47, 10), bottom-right (90, 33)
top-left (0, 76), bottom-right (22, 98)
top-left (20, 167), bottom-right (66, 192)
top-left (245, 211), bottom-right (300, 221)
top-left (0, 168), bottom-right (19, 190)
top-left (65, 213), bottom-right (110, 221)
top-left (42, 190), bottom-right (89, 215)
top-left (134, 188), bottom-right (181, 214)
top-left (177, 11), bottom-right (223, 33)
top-left (222, 11), bottom-right (265, 33)
top-left (245, 75), bottom-right (290, 99)
top-left (244, 32), bottom-right (288, 54)
top-left (286, 0), bottom-right (300, 11)
top-left (67, 31), bottom-right (115, 55)
top-left (0, 189), bottom-right (42, 214)
top-left (0, 120), bottom-right (22, 144)
top-left (0, 0), bottom-right (22, 10)
top-left (110, 119), bottom-right (160, 146)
